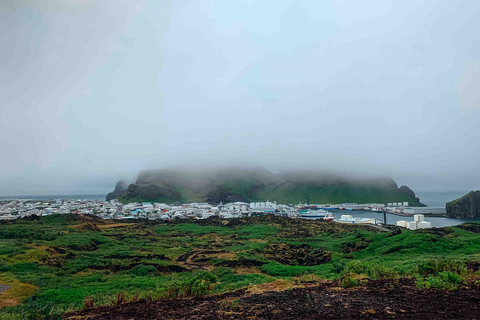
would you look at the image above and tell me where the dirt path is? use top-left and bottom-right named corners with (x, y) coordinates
top-left (64, 280), bottom-right (480, 319)
top-left (176, 249), bottom-right (236, 271)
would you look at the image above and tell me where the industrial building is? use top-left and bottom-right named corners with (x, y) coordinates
top-left (403, 207), bottom-right (446, 215)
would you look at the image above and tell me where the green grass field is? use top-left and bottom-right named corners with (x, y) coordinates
top-left (0, 214), bottom-right (478, 319)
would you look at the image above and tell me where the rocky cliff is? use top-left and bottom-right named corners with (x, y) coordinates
top-left (106, 166), bottom-right (423, 206)
top-left (399, 185), bottom-right (415, 199)
top-left (399, 185), bottom-right (421, 204)
top-left (446, 191), bottom-right (480, 219)
top-left (105, 180), bottom-right (129, 201)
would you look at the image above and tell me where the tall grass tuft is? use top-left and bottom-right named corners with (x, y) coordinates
top-left (343, 260), bottom-right (397, 279)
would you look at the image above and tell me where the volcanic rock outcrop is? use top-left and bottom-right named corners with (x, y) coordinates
top-left (446, 190), bottom-right (480, 219)
top-left (105, 180), bottom-right (129, 201)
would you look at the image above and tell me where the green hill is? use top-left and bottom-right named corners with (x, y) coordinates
top-left (110, 166), bottom-right (422, 206)
top-left (446, 190), bottom-right (480, 219)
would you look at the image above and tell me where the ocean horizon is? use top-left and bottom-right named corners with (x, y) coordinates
top-left (415, 190), bottom-right (470, 207)
top-left (0, 194), bottom-right (107, 201)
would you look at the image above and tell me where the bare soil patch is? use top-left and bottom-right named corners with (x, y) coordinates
top-left (96, 223), bottom-right (135, 230)
top-left (0, 278), bottom-right (37, 308)
top-left (177, 250), bottom-right (236, 270)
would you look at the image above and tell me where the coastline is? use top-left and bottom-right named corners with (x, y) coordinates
top-left (387, 212), bottom-right (447, 218)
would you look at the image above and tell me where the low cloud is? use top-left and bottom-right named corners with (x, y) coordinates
top-left (456, 62), bottom-right (480, 111)
top-left (1, 0), bottom-right (480, 195)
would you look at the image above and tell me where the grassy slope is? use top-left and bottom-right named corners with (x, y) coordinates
top-left (0, 215), bottom-right (479, 318)
top-left (117, 167), bottom-right (421, 205)
top-left (119, 181), bottom-right (420, 205)
top-left (118, 195), bottom-right (174, 204)
top-left (257, 184), bottom-right (421, 205)
top-left (446, 191), bottom-right (480, 218)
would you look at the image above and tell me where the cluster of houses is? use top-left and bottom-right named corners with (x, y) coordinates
top-left (0, 199), bottom-right (300, 221)
top-left (0, 198), bottom-right (445, 222)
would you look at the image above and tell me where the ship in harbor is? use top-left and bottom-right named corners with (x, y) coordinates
top-left (299, 209), bottom-right (334, 221)
top-left (335, 214), bottom-right (382, 225)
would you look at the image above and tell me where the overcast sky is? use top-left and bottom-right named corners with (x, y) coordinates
top-left (1, 0), bottom-right (480, 195)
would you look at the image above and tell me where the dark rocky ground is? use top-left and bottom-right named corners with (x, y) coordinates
top-left (0, 284), bottom-right (11, 294)
top-left (64, 279), bottom-right (480, 320)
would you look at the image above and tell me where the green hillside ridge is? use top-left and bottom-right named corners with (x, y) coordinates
top-left (113, 166), bottom-right (423, 206)
top-left (446, 191), bottom-right (480, 219)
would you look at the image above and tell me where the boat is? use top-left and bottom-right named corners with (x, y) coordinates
top-left (299, 209), bottom-right (334, 220)
top-left (335, 214), bottom-right (382, 225)
top-left (323, 214), bottom-right (334, 221)
top-left (318, 205), bottom-right (339, 210)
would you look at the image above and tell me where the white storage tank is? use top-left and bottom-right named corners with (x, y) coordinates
top-left (407, 221), bottom-right (417, 230)
top-left (397, 220), bottom-right (408, 228)
top-left (413, 214), bottom-right (425, 222)
top-left (418, 221), bottom-right (432, 229)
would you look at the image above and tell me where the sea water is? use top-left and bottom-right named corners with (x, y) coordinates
top-left (0, 194), bottom-right (107, 201)
top-left (415, 190), bottom-right (470, 207)
top-left (329, 211), bottom-right (476, 228)
top-left (325, 190), bottom-right (478, 227)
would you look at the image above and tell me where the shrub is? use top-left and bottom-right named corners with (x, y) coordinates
top-left (165, 271), bottom-right (218, 299)
top-left (128, 265), bottom-right (157, 276)
top-left (10, 263), bottom-right (39, 273)
top-left (341, 276), bottom-right (358, 288)
top-left (416, 271), bottom-right (464, 290)
top-left (212, 267), bottom-right (234, 279)
top-left (330, 261), bottom-right (346, 274)
top-left (344, 261), bottom-right (396, 279)
top-left (0, 258), bottom-right (9, 272)
top-left (440, 271), bottom-right (463, 284)
top-left (416, 259), bottom-right (466, 276)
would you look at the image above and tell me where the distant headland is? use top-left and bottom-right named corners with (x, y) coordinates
top-left (446, 190), bottom-right (480, 219)
top-left (106, 166), bottom-right (423, 206)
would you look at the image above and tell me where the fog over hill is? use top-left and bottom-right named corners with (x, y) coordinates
top-left (1, 1), bottom-right (480, 195)
top-left (107, 165), bottom-right (422, 205)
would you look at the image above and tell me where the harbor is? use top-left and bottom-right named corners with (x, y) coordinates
top-left (324, 209), bottom-right (476, 228)
top-left (1, 197), bottom-right (477, 228)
